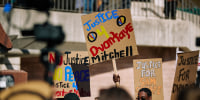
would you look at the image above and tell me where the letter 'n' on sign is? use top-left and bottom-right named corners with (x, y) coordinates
top-left (81, 9), bottom-right (138, 64)
top-left (171, 51), bottom-right (199, 100)
top-left (48, 52), bottom-right (55, 64)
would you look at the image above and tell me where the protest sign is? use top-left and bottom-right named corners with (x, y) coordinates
top-left (171, 51), bottom-right (199, 100)
top-left (52, 51), bottom-right (90, 98)
top-left (133, 58), bottom-right (164, 100)
top-left (81, 9), bottom-right (138, 64)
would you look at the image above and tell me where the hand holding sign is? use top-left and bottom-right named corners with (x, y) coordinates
top-left (82, 9), bottom-right (138, 98)
top-left (112, 59), bottom-right (120, 87)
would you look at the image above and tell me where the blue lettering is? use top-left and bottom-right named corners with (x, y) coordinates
top-left (95, 13), bottom-right (103, 23)
top-left (73, 69), bottom-right (90, 82)
top-left (95, 19), bottom-right (100, 26)
top-left (73, 82), bottom-right (78, 90)
top-left (84, 70), bottom-right (90, 81)
top-left (80, 70), bottom-right (85, 81)
top-left (112, 10), bottom-right (119, 19)
top-left (84, 9), bottom-right (119, 31)
top-left (84, 20), bottom-right (92, 31)
top-left (105, 11), bottom-right (112, 20)
top-left (91, 23), bottom-right (96, 28)
top-left (102, 13), bottom-right (107, 23)
top-left (95, 12), bottom-right (107, 23)
top-left (65, 66), bottom-right (74, 82)
top-left (74, 71), bottom-right (80, 82)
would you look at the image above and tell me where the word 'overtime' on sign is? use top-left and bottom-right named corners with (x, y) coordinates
top-left (81, 9), bottom-right (138, 64)
top-left (171, 51), bottom-right (199, 100)
top-left (50, 51), bottom-right (90, 98)
top-left (133, 58), bottom-right (164, 100)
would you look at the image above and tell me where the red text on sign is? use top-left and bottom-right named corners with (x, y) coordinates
top-left (90, 23), bottom-right (133, 57)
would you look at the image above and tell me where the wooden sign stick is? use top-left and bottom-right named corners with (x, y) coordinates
top-left (112, 59), bottom-right (120, 88)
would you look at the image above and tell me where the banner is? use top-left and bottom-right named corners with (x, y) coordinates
top-left (171, 51), bottom-right (199, 100)
top-left (134, 58), bottom-right (164, 100)
top-left (81, 9), bottom-right (138, 64)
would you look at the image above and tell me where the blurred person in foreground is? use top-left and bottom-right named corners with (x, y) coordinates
top-left (64, 93), bottom-right (80, 100)
top-left (0, 81), bottom-right (53, 100)
top-left (98, 87), bottom-right (133, 100)
top-left (137, 88), bottom-right (152, 100)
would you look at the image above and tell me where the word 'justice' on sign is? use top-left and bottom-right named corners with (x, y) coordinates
top-left (171, 51), bottom-right (199, 100)
top-left (50, 51), bottom-right (90, 98)
top-left (133, 58), bottom-right (164, 100)
top-left (81, 9), bottom-right (138, 64)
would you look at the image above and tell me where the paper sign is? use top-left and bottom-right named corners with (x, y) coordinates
top-left (81, 9), bottom-right (138, 64)
top-left (53, 51), bottom-right (90, 98)
top-left (171, 51), bottom-right (199, 100)
top-left (133, 58), bottom-right (164, 100)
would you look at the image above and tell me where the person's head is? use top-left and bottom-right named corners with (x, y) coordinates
top-left (137, 88), bottom-right (152, 100)
top-left (99, 87), bottom-right (133, 100)
top-left (64, 93), bottom-right (80, 100)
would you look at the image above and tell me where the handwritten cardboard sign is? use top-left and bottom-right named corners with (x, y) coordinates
top-left (133, 58), bottom-right (164, 100)
top-left (52, 51), bottom-right (90, 98)
top-left (171, 51), bottom-right (199, 100)
top-left (81, 9), bottom-right (138, 64)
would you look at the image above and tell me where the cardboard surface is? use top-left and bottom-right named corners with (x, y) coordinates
top-left (133, 58), bottom-right (164, 100)
top-left (81, 9), bottom-right (138, 64)
top-left (171, 51), bottom-right (199, 100)
top-left (53, 51), bottom-right (90, 98)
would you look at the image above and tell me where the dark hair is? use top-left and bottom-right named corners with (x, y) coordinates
top-left (138, 88), bottom-right (152, 97)
top-left (99, 87), bottom-right (132, 100)
top-left (64, 93), bottom-right (80, 100)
